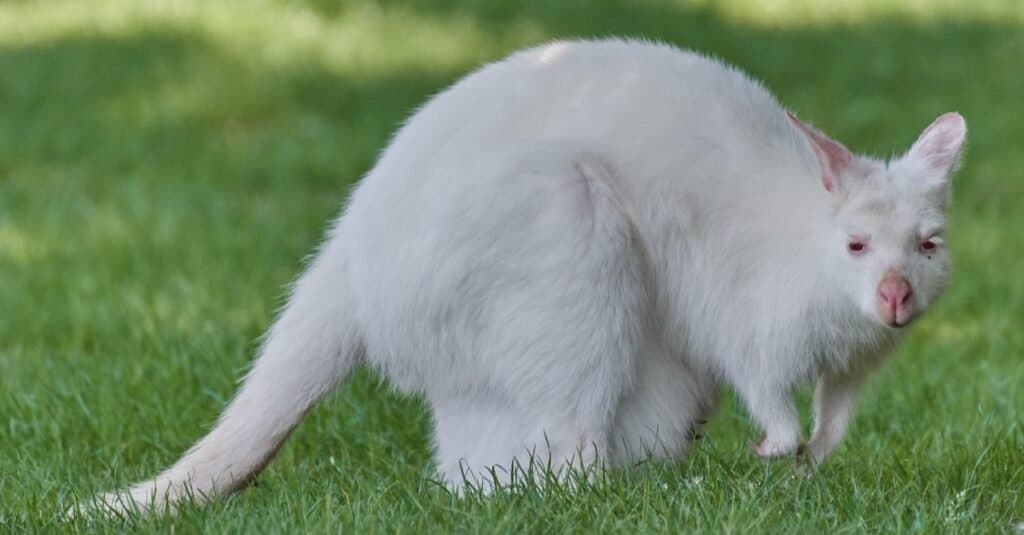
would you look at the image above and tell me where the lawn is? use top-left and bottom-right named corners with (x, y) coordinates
top-left (1, 0), bottom-right (1022, 532)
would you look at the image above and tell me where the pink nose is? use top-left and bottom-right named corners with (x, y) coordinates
top-left (876, 276), bottom-right (914, 326)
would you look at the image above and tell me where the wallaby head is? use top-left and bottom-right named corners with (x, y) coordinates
top-left (788, 111), bottom-right (966, 329)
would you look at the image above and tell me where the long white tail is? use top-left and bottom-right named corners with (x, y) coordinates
top-left (85, 230), bottom-right (362, 516)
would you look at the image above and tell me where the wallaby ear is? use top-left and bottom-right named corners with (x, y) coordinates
top-left (901, 112), bottom-right (967, 188)
top-left (786, 111), bottom-right (853, 193)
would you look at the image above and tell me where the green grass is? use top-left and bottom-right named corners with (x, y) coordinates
top-left (2, 0), bottom-right (1023, 532)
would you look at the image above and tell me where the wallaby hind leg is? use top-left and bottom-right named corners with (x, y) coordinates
top-left (426, 151), bottom-right (650, 491)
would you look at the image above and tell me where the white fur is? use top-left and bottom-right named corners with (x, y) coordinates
top-left (76, 39), bottom-right (965, 516)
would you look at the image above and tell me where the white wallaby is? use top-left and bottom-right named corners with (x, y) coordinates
top-left (78, 39), bottom-right (966, 516)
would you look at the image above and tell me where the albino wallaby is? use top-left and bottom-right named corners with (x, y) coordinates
top-left (78, 39), bottom-right (966, 516)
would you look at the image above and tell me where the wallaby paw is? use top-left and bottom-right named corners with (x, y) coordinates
top-left (750, 434), bottom-right (799, 460)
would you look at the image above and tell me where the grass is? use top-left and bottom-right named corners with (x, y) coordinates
top-left (1, 0), bottom-right (1022, 532)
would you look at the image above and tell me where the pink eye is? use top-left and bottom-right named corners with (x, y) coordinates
top-left (920, 240), bottom-right (937, 253)
top-left (847, 241), bottom-right (866, 255)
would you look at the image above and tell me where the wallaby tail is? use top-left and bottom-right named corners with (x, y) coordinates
top-left (79, 230), bottom-right (363, 517)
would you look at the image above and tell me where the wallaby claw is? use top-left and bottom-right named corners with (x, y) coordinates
top-left (794, 445), bottom-right (818, 478)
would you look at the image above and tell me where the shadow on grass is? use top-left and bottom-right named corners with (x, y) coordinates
top-left (0, 29), bottom-right (463, 196)
top-left (0, 2), bottom-right (1020, 198)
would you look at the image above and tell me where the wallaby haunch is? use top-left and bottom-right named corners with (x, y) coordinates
top-left (77, 39), bottom-right (966, 516)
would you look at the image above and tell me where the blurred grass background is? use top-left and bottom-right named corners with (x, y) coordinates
top-left (1, 0), bottom-right (1022, 532)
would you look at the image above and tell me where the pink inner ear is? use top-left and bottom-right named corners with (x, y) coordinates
top-left (909, 112), bottom-right (967, 174)
top-left (786, 111), bottom-right (852, 192)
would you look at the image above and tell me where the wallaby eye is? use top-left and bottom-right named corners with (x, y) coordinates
top-left (921, 233), bottom-right (942, 254)
top-left (919, 238), bottom-right (940, 254)
top-left (847, 240), bottom-right (866, 255)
